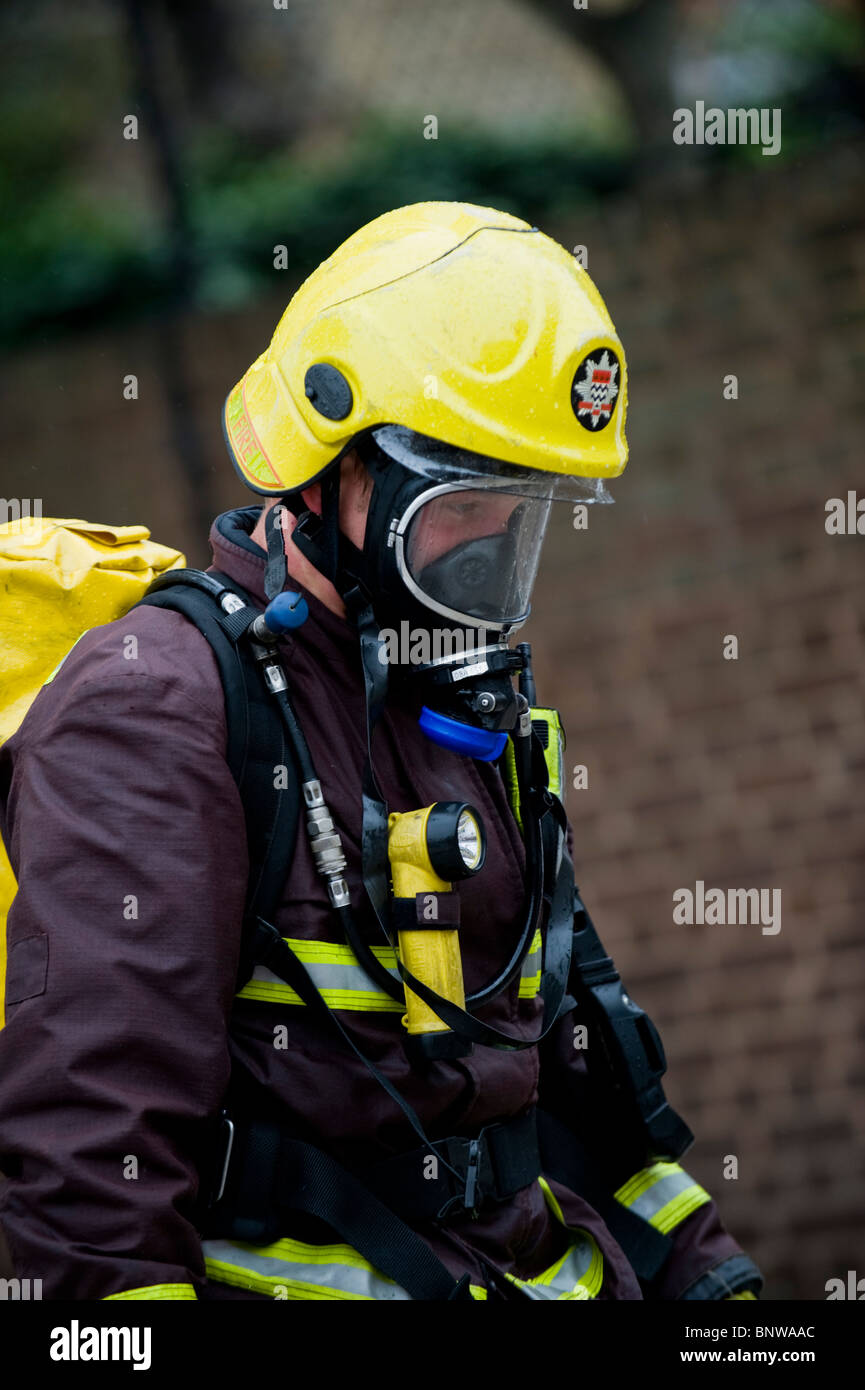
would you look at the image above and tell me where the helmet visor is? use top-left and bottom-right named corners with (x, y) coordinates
top-left (374, 424), bottom-right (613, 629)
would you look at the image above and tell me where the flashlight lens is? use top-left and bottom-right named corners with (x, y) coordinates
top-left (457, 811), bottom-right (482, 870)
top-left (425, 802), bottom-right (487, 880)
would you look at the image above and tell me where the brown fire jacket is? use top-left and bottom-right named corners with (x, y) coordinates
top-left (0, 505), bottom-right (759, 1300)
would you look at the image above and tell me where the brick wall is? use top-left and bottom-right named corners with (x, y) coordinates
top-left (2, 138), bottom-right (863, 1300)
top-left (529, 140), bottom-right (865, 1299)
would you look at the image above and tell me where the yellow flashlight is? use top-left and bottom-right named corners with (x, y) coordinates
top-left (388, 802), bottom-right (486, 1062)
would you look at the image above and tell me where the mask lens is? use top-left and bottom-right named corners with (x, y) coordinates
top-left (403, 486), bottom-right (551, 625)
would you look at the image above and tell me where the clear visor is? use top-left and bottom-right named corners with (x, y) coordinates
top-left (402, 485), bottom-right (550, 627)
top-left (373, 424), bottom-right (616, 503)
top-left (376, 425), bottom-right (614, 629)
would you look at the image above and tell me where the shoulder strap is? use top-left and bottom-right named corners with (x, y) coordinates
top-left (132, 569), bottom-right (300, 993)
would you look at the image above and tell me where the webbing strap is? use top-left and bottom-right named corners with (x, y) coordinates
top-left (135, 571), bottom-right (300, 992)
top-left (354, 598), bottom-right (394, 935)
top-left (362, 1108), bottom-right (541, 1222)
top-left (213, 1120), bottom-right (472, 1301)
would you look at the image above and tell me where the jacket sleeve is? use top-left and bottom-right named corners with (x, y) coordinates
top-left (540, 824), bottom-right (763, 1301)
top-left (0, 616), bottom-right (249, 1299)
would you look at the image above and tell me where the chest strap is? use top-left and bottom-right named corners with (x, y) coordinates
top-left (199, 1115), bottom-right (474, 1301)
top-left (200, 1098), bottom-right (674, 1287)
top-left (354, 1107), bottom-right (541, 1222)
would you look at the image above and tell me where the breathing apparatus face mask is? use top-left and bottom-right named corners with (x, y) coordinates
top-left (359, 425), bottom-right (611, 628)
top-left (339, 426), bottom-right (614, 757)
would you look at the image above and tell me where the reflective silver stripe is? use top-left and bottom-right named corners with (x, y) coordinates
top-left (503, 1178), bottom-right (604, 1299)
top-left (236, 938), bottom-right (405, 1012)
top-left (239, 929), bottom-right (543, 1007)
top-left (614, 1161), bottom-right (711, 1234)
top-left (518, 928), bottom-right (543, 998)
top-left (203, 1238), bottom-right (411, 1301)
top-left (506, 1230), bottom-right (599, 1300)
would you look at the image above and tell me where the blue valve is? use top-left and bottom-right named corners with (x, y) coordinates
top-left (263, 590), bottom-right (309, 634)
top-left (419, 707), bottom-right (507, 761)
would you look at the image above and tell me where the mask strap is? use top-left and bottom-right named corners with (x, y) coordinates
top-left (264, 496), bottom-right (292, 601)
top-left (354, 599), bottom-right (394, 937)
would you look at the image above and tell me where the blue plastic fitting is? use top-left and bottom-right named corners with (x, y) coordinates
top-left (419, 706), bottom-right (508, 761)
top-left (263, 591), bottom-right (309, 633)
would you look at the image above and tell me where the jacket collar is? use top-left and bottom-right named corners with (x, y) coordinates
top-left (207, 506), bottom-right (362, 660)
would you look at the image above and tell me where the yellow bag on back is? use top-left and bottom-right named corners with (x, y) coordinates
top-left (0, 517), bottom-right (186, 1028)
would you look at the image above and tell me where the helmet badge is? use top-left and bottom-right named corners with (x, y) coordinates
top-left (571, 349), bottom-right (620, 432)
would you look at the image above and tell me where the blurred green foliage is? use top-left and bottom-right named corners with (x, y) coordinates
top-left (0, 118), bottom-right (630, 349)
top-left (2, 0), bottom-right (860, 349)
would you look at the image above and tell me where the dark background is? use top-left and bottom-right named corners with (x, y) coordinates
top-left (2, 0), bottom-right (864, 1298)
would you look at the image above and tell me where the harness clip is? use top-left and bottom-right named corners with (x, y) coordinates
top-left (208, 1109), bottom-right (235, 1209)
top-left (463, 1138), bottom-right (481, 1215)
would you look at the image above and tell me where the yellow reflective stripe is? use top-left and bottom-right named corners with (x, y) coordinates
top-left (539, 1174), bottom-right (566, 1224)
top-left (502, 1177), bottom-right (603, 1300)
top-left (238, 981), bottom-right (404, 1012)
top-left (518, 928), bottom-right (542, 997)
top-left (103, 1283), bottom-right (197, 1300)
top-left (206, 1260), bottom-right (367, 1300)
top-left (204, 1238), bottom-right (490, 1302)
top-left (650, 1184), bottom-right (712, 1235)
top-left (203, 1236), bottom-right (409, 1301)
top-left (42, 632), bottom-right (88, 686)
top-left (500, 740), bottom-right (522, 832)
top-left (614, 1160), bottom-right (712, 1234)
top-left (537, 1175), bottom-right (604, 1299)
top-left (725, 1290), bottom-right (757, 1300)
top-left (504, 1235), bottom-right (600, 1301)
top-left (614, 1159), bottom-right (682, 1206)
top-left (225, 380), bottom-right (276, 487)
top-left (236, 937), bottom-right (405, 1012)
top-left (500, 709), bottom-right (565, 832)
top-left (283, 941), bottom-right (398, 967)
top-left (533, 709), bottom-right (565, 801)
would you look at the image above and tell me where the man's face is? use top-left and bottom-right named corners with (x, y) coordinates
top-left (408, 489), bottom-right (522, 570)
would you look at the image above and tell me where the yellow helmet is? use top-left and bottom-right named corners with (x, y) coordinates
top-left (224, 201), bottom-right (628, 495)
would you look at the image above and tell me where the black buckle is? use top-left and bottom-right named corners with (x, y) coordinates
top-left (464, 1139), bottom-right (481, 1213)
top-left (435, 1133), bottom-right (491, 1220)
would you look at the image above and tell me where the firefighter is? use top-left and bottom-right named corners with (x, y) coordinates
top-left (0, 202), bottom-right (762, 1300)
